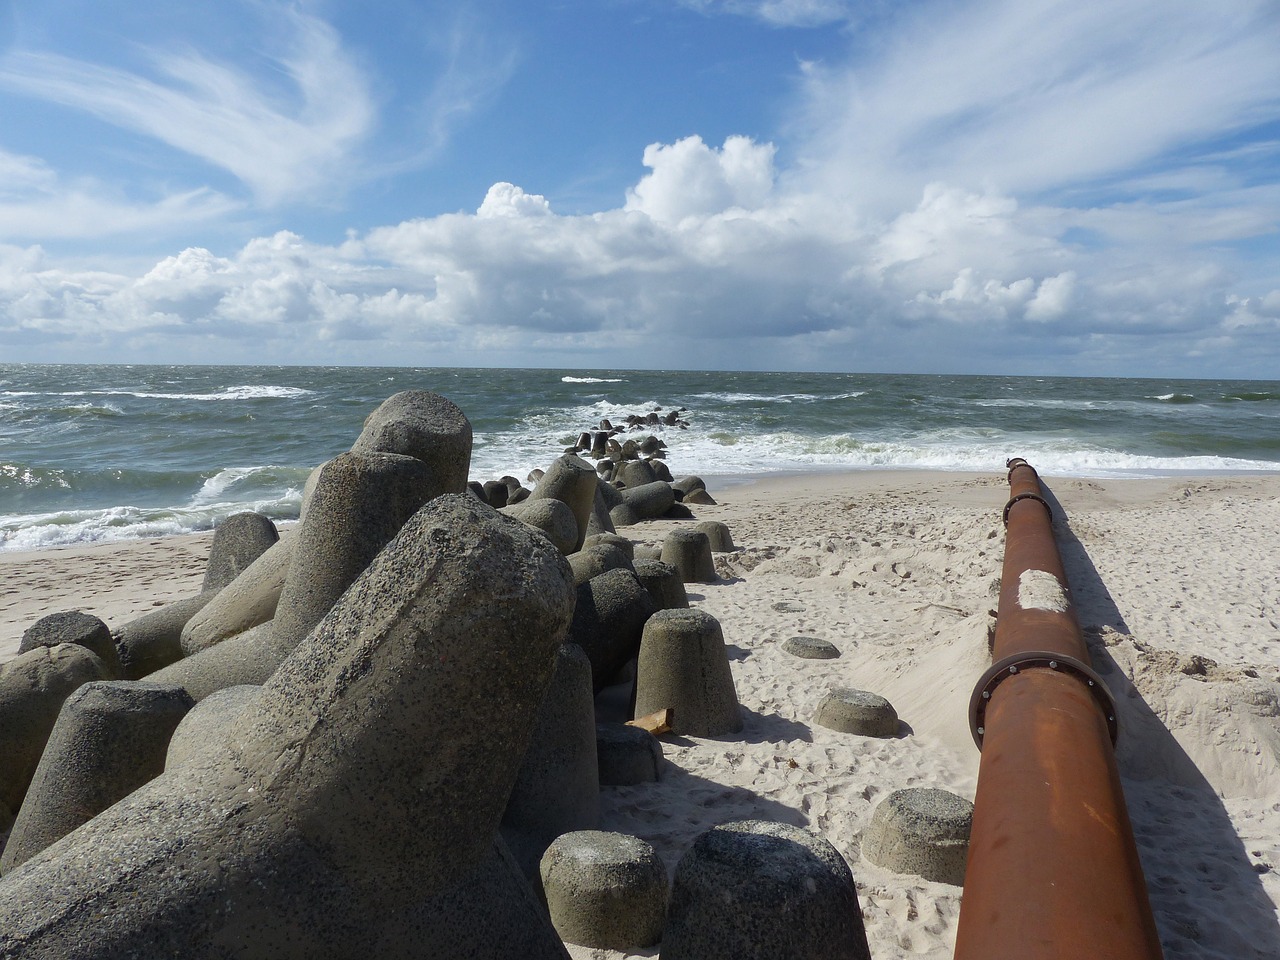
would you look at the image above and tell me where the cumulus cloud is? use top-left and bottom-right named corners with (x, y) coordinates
top-left (625, 135), bottom-right (777, 223)
top-left (1, 124), bottom-right (1275, 374)
top-left (477, 183), bottom-right (553, 218)
top-left (1025, 271), bottom-right (1076, 322)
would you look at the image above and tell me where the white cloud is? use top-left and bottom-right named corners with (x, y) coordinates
top-left (625, 135), bottom-right (777, 224)
top-left (3, 2), bottom-right (1280, 375)
top-left (796, 0), bottom-right (1280, 212)
top-left (920, 269), bottom-right (1035, 312)
top-left (1225, 291), bottom-right (1280, 331)
top-left (0, 148), bottom-right (239, 241)
top-left (1, 131), bottom-right (1275, 374)
top-left (1025, 271), bottom-right (1076, 322)
top-left (477, 183), bottom-right (552, 219)
top-left (0, 8), bottom-right (374, 205)
top-left (679, 0), bottom-right (858, 28)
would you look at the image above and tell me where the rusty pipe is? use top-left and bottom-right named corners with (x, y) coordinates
top-left (953, 460), bottom-right (1163, 960)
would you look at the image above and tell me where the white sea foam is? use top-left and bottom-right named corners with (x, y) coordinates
top-left (562, 376), bottom-right (626, 383)
top-left (1, 386), bottom-right (313, 402)
top-left (120, 386), bottom-right (315, 401)
top-left (691, 390), bottom-right (867, 404)
top-left (468, 401), bottom-right (1280, 482)
top-left (188, 466), bottom-right (306, 505)
top-left (0, 489), bottom-right (304, 552)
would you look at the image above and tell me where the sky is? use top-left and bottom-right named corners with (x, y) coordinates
top-left (1, 0), bottom-right (1279, 378)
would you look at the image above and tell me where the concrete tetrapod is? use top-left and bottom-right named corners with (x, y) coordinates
top-left (662, 820), bottom-right (872, 960)
top-left (114, 591), bottom-right (218, 679)
top-left (632, 559), bottom-right (689, 610)
top-left (596, 723), bottom-right (663, 785)
top-left (164, 684), bottom-right (264, 770)
top-left (202, 512), bottom-right (279, 592)
top-left (692, 520), bottom-right (734, 552)
top-left (506, 497), bottom-right (580, 555)
top-left (501, 643), bottom-right (601, 880)
top-left (862, 787), bottom-right (973, 886)
top-left (18, 611), bottom-right (121, 679)
top-left (814, 687), bottom-right (899, 738)
top-left (633, 608), bottom-right (742, 737)
top-left (0, 681), bottom-right (194, 874)
top-left (0, 494), bottom-right (577, 959)
top-left (349, 389), bottom-right (473, 496)
top-left (540, 831), bottom-right (668, 949)
top-left (567, 568), bottom-right (657, 693)
top-left (180, 538), bottom-right (294, 655)
top-left (0, 645), bottom-right (111, 831)
top-left (529, 454), bottom-right (600, 553)
top-left (568, 543), bottom-right (633, 586)
top-left (153, 451), bottom-right (434, 698)
top-left (659, 529), bottom-right (717, 584)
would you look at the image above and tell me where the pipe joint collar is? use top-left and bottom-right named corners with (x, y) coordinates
top-left (1002, 492), bottom-right (1052, 526)
top-left (1005, 457), bottom-right (1035, 483)
top-left (969, 650), bottom-right (1118, 750)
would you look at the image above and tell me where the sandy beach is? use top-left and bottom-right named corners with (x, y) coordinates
top-left (2, 468), bottom-right (1279, 958)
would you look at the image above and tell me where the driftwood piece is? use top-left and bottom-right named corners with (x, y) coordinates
top-left (627, 708), bottom-right (673, 736)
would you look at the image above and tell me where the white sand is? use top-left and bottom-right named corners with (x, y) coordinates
top-left (2, 470), bottom-right (1278, 958)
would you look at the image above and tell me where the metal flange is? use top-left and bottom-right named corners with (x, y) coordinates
top-left (1002, 491), bottom-right (1052, 526)
top-left (969, 650), bottom-right (1118, 750)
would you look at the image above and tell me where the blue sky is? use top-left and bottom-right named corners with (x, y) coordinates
top-left (2, 0), bottom-right (1279, 377)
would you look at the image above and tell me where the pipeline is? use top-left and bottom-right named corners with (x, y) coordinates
top-left (953, 459), bottom-right (1163, 960)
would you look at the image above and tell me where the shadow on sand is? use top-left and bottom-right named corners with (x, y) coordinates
top-left (1041, 483), bottom-right (1280, 959)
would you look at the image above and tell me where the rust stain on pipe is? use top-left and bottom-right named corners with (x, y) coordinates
top-left (954, 459), bottom-right (1163, 960)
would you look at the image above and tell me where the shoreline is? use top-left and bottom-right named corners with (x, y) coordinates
top-left (4, 467), bottom-right (1279, 660)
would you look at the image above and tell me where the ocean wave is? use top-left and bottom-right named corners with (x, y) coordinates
top-left (691, 391), bottom-right (866, 404)
top-left (1147, 393), bottom-right (1197, 404)
top-left (118, 386), bottom-right (315, 401)
top-left (0, 492), bottom-right (303, 553)
top-left (562, 376), bottom-right (626, 384)
top-left (973, 397), bottom-right (1109, 410)
top-left (0, 462), bottom-right (72, 491)
top-left (189, 465), bottom-right (312, 506)
top-left (663, 429), bottom-right (1280, 479)
top-left (1222, 391), bottom-right (1280, 403)
top-left (1, 386), bottom-right (313, 402)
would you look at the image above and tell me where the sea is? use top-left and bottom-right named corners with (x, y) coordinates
top-left (2, 364), bottom-right (1278, 553)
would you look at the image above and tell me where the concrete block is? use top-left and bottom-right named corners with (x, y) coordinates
top-left (203, 512), bottom-right (279, 592)
top-left (659, 529), bottom-right (717, 584)
top-left (165, 684), bottom-right (263, 769)
top-left (540, 831), bottom-right (667, 949)
top-left (0, 494), bottom-right (576, 957)
top-left (19, 611), bottom-right (121, 679)
top-left (596, 722), bottom-right (663, 785)
top-left (1, 681), bottom-right (193, 874)
top-left (349, 389), bottom-right (473, 496)
top-left (501, 644), bottom-right (600, 879)
top-left (0, 645), bottom-right (110, 824)
top-left (181, 538), bottom-right (293, 655)
top-left (634, 609), bottom-right (741, 737)
top-left (814, 687), bottom-right (898, 738)
top-left (662, 820), bottom-right (871, 960)
top-left (862, 787), bottom-right (973, 886)
top-left (568, 569), bottom-right (657, 693)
